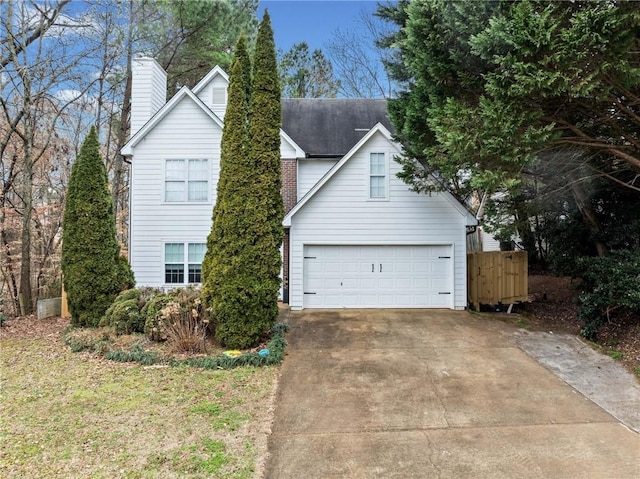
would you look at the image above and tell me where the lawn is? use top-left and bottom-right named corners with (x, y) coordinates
top-left (0, 318), bottom-right (278, 479)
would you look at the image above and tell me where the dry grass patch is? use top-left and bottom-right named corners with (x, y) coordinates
top-left (0, 317), bottom-right (278, 479)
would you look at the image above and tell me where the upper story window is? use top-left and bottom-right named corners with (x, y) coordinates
top-left (369, 152), bottom-right (387, 199)
top-left (165, 242), bottom-right (206, 284)
top-left (165, 159), bottom-right (208, 202)
top-left (212, 87), bottom-right (226, 105)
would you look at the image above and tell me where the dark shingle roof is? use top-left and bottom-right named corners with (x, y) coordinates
top-left (281, 98), bottom-right (394, 157)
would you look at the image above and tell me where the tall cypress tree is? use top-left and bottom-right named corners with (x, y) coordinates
top-left (246, 10), bottom-right (283, 342)
top-left (202, 36), bottom-right (254, 345)
top-left (62, 127), bottom-right (126, 327)
top-left (202, 14), bottom-right (283, 348)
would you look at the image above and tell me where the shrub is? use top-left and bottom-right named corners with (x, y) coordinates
top-left (142, 293), bottom-right (173, 341)
top-left (143, 287), bottom-right (208, 342)
top-left (165, 310), bottom-right (208, 354)
top-left (577, 248), bottom-right (640, 339)
top-left (100, 289), bottom-right (144, 334)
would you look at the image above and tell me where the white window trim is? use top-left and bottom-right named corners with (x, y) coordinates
top-left (162, 240), bottom-right (207, 287)
top-left (368, 151), bottom-right (390, 201)
top-left (163, 158), bottom-right (211, 204)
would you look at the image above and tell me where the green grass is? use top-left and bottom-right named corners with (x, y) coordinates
top-left (607, 349), bottom-right (625, 361)
top-left (0, 337), bottom-right (277, 478)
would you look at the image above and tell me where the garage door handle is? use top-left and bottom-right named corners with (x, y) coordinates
top-left (372, 264), bottom-right (374, 273)
top-left (380, 263), bottom-right (382, 272)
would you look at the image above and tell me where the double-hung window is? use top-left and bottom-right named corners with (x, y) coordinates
top-left (164, 242), bottom-right (206, 284)
top-left (369, 152), bottom-right (387, 199)
top-left (165, 159), bottom-right (209, 202)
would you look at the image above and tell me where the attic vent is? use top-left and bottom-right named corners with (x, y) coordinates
top-left (354, 128), bottom-right (370, 132)
top-left (212, 87), bottom-right (226, 105)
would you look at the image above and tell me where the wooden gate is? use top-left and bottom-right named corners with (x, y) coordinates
top-left (467, 251), bottom-right (528, 310)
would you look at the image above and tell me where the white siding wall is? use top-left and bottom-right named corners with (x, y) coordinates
top-left (130, 96), bottom-right (221, 287)
top-left (288, 131), bottom-right (468, 310)
top-left (481, 227), bottom-right (501, 251)
top-left (131, 58), bottom-right (167, 135)
top-left (195, 75), bottom-right (228, 119)
top-left (280, 137), bottom-right (299, 159)
top-left (297, 158), bottom-right (338, 200)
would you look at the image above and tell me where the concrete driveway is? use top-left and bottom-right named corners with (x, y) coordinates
top-left (265, 309), bottom-right (640, 478)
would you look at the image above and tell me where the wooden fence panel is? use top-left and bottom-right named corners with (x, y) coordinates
top-left (467, 251), bottom-right (528, 310)
top-left (61, 286), bottom-right (70, 319)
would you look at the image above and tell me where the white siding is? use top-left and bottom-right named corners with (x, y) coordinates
top-left (195, 75), bottom-right (228, 119)
top-left (481, 227), bottom-right (501, 251)
top-left (130, 95), bottom-right (221, 287)
top-left (297, 158), bottom-right (338, 200)
top-left (288, 131), bottom-right (469, 310)
top-left (280, 137), bottom-right (299, 159)
top-left (131, 58), bottom-right (167, 135)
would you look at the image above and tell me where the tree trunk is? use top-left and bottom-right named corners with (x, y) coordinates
top-left (19, 136), bottom-right (34, 315)
top-left (570, 177), bottom-right (608, 256)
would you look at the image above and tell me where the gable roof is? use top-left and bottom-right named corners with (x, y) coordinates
top-left (281, 98), bottom-right (393, 157)
top-left (283, 123), bottom-right (397, 227)
top-left (192, 65), bottom-right (229, 94)
top-left (283, 122), bottom-right (477, 227)
top-left (121, 86), bottom-right (224, 156)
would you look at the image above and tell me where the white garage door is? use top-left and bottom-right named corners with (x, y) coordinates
top-left (303, 245), bottom-right (453, 308)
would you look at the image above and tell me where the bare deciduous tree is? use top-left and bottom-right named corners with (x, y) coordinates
top-left (326, 9), bottom-right (398, 98)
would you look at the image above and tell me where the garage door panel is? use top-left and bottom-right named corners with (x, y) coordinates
top-left (303, 245), bottom-right (453, 309)
top-left (395, 261), bottom-right (413, 274)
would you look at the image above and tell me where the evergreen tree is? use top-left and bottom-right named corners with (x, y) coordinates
top-left (202, 13), bottom-right (283, 348)
top-left (201, 36), bottom-right (255, 347)
top-left (246, 10), bottom-right (283, 344)
top-left (279, 42), bottom-right (340, 98)
top-left (62, 126), bottom-right (131, 327)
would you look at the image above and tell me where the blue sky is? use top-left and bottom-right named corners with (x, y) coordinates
top-left (259, 0), bottom-right (381, 53)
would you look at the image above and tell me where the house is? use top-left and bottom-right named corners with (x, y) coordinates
top-left (121, 58), bottom-right (477, 310)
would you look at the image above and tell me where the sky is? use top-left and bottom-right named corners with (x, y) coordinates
top-left (258, 0), bottom-right (382, 53)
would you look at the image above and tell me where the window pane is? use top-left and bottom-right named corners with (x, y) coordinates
top-left (165, 243), bottom-right (184, 263)
top-left (370, 176), bottom-right (385, 198)
top-left (188, 243), bottom-right (206, 262)
top-left (166, 160), bottom-right (185, 180)
top-left (188, 264), bottom-right (202, 283)
top-left (165, 264), bottom-right (184, 284)
top-left (212, 87), bottom-right (226, 104)
top-left (165, 181), bottom-right (185, 202)
top-left (370, 153), bottom-right (385, 175)
top-left (188, 159), bottom-right (208, 178)
top-left (188, 181), bottom-right (208, 201)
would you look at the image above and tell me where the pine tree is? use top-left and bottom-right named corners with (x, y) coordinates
top-left (62, 126), bottom-right (131, 327)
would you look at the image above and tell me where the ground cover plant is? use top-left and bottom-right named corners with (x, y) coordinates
top-left (0, 317), bottom-right (278, 479)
